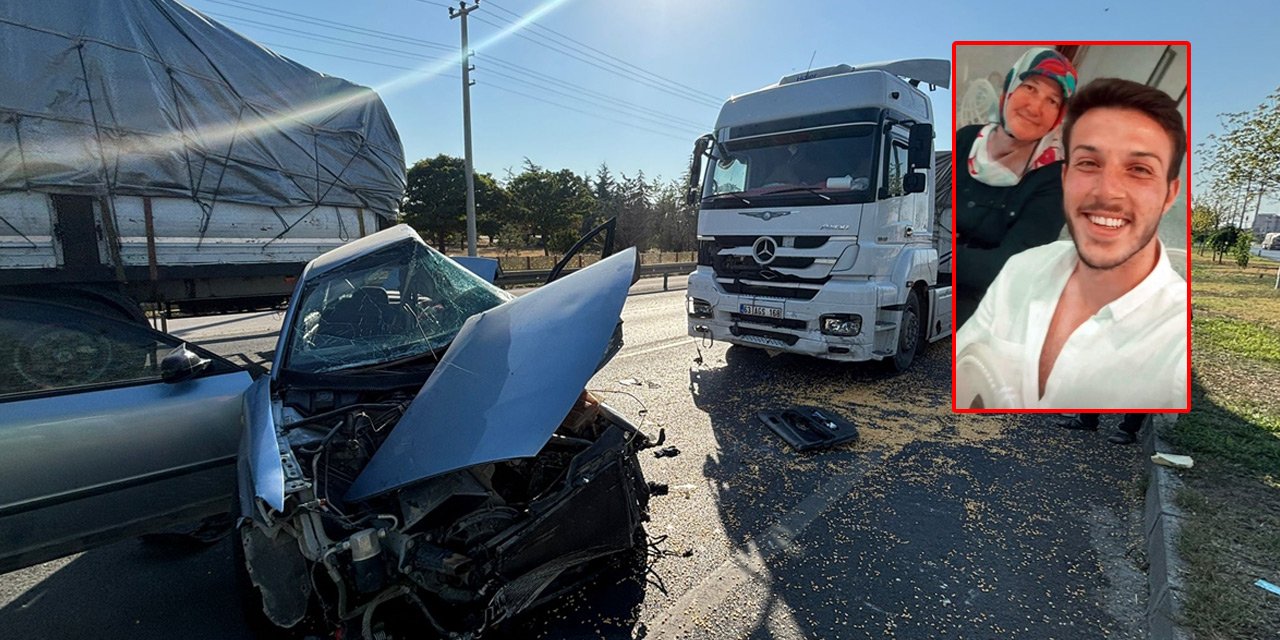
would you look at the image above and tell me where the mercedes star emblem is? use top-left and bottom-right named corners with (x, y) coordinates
top-left (752, 236), bottom-right (778, 265)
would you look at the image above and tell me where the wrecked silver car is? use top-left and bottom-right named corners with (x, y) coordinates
top-left (237, 225), bottom-right (653, 638)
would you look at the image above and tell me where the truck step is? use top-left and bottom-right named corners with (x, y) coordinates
top-left (874, 321), bottom-right (897, 332)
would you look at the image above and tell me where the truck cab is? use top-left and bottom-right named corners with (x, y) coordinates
top-left (685, 60), bottom-right (952, 371)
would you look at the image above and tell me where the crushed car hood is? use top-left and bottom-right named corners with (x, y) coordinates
top-left (343, 248), bottom-right (638, 502)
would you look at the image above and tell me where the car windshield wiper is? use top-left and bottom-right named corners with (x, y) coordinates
top-left (756, 186), bottom-right (832, 201)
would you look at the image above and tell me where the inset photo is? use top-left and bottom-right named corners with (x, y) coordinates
top-left (951, 42), bottom-right (1190, 411)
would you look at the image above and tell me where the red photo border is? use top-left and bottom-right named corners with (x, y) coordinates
top-left (949, 40), bottom-right (1193, 415)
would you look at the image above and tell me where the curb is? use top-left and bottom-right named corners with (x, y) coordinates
top-left (1143, 414), bottom-right (1190, 640)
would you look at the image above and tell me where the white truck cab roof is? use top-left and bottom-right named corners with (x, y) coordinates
top-left (714, 59), bottom-right (948, 138)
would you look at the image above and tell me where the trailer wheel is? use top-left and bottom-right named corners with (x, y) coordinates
top-left (888, 289), bottom-right (922, 374)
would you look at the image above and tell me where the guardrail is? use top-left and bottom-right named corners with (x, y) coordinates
top-left (496, 262), bottom-right (696, 290)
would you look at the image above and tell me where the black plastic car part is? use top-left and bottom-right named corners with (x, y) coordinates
top-left (757, 406), bottom-right (857, 452)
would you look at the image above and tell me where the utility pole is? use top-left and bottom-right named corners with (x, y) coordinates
top-left (450, 1), bottom-right (479, 256)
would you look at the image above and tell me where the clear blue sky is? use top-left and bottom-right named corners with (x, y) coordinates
top-left (186, 0), bottom-right (1276, 201)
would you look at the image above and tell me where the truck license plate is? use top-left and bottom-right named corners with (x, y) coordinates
top-left (740, 304), bottom-right (782, 319)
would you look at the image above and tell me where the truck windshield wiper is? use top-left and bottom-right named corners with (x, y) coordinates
top-left (756, 186), bottom-right (832, 202)
top-left (709, 192), bottom-right (753, 206)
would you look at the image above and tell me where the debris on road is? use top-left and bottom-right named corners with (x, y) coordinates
top-left (648, 482), bottom-right (670, 496)
top-left (619, 377), bottom-right (662, 389)
top-left (653, 445), bottom-right (681, 459)
top-left (1254, 579), bottom-right (1280, 597)
top-left (757, 406), bottom-right (858, 452)
top-left (671, 484), bottom-right (698, 498)
top-left (1152, 453), bottom-right (1195, 469)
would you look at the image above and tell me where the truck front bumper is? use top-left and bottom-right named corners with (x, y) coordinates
top-left (685, 268), bottom-right (893, 363)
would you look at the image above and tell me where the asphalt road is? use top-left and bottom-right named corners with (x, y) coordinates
top-left (0, 275), bottom-right (1148, 639)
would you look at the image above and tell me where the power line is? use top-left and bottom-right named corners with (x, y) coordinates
top-left (199, 0), bottom-right (454, 51)
top-left (480, 84), bottom-right (693, 143)
top-left (211, 14), bottom-right (454, 63)
top-left (480, 55), bottom-right (710, 130)
top-left (467, 13), bottom-right (722, 109)
top-left (255, 46), bottom-right (698, 142)
top-left (205, 9), bottom-right (711, 135)
top-left (483, 0), bottom-right (723, 103)
top-left (259, 41), bottom-right (456, 76)
top-left (480, 66), bottom-right (704, 136)
top-left (198, 2), bottom-right (708, 142)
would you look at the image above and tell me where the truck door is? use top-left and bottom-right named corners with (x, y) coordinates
top-left (883, 126), bottom-right (930, 238)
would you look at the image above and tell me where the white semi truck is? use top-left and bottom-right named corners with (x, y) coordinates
top-left (685, 59), bottom-right (953, 372)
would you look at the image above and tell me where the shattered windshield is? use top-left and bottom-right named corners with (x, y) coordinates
top-left (284, 241), bottom-right (510, 374)
top-left (702, 123), bottom-right (876, 202)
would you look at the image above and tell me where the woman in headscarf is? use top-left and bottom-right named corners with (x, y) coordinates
top-left (955, 47), bottom-right (1077, 328)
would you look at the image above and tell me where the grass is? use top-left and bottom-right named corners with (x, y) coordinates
top-left (1164, 250), bottom-right (1280, 638)
top-left (1194, 317), bottom-right (1280, 364)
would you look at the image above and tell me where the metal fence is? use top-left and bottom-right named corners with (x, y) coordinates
top-left (496, 262), bottom-right (695, 290)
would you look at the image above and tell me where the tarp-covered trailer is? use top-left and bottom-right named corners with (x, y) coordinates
top-left (0, 0), bottom-right (406, 320)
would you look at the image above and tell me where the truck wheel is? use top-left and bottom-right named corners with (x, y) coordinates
top-left (888, 289), bottom-right (922, 374)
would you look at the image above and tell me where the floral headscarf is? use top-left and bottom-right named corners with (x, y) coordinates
top-left (968, 48), bottom-right (1078, 187)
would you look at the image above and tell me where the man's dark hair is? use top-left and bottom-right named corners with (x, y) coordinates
top-left (1062, 77), bottom-right (1186, 181)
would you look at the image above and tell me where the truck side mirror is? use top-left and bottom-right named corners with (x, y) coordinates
top-left (907, 123), bottom-right (932, 170)
top-left (687, 135), bottom-right (712, 205)
top-left (903, 172), bottom-right (927, 194)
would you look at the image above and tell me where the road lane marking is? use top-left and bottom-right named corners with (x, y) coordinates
top-left (614, 336), bottom-right (693, 360)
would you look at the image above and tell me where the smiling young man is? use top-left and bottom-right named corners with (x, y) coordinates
top-left (954, 78), bottom-right (1188, 410)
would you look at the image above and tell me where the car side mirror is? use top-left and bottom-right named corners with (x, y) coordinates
top-left (903, 172), bottom-right (927, 194)
top-left (161, 344), bottom-right (211, 383)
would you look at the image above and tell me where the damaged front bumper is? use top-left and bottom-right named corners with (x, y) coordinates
top-left (239, 397), bottom-right (651, 638)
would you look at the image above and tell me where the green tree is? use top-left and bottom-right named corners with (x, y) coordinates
top-left (653, 177), bottom-right (697, 252)
top-left (616, 171), bottom-right (655, 250)
top-left (587, 163), bottom-right (619, 235)
top-left (507, 159), bottom-right (595, 255)
top-left (1209, 225), bottom-right (1240, 264)
top-left (1191, 200), bottom-right (1222, 254)
top-left (1233, 231), bottom-right (1254, 268)
top-left (402, 154), bottom-right (515, 251)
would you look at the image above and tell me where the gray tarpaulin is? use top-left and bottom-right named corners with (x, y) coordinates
top-left (0, 0), bottom-right (406, 219)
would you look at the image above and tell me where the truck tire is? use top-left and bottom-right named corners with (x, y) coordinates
top-left (888, 289), bottom-right (922, 374)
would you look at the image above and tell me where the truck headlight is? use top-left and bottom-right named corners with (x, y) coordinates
top-left (687, 297), bottom-right (713, 318)
top-left (821, 314), bottom-right (861, 336)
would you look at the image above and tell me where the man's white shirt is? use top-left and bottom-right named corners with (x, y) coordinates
top-left (955, 240), bottom-right (1187, 409)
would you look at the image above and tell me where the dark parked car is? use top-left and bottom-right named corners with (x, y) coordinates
top-left (236, 225), bottom-right (654, 638)
top-left (0, 298), bottom-right (252, 573)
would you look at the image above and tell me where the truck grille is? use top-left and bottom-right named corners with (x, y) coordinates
top-left (729, 313), bottom-right (807, 330)
top-left (710, 235), bottom-right (830, 250)
top-left (717, 279), bottom-right (820, 301)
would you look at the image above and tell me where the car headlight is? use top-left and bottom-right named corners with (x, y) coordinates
top-left (687, 297), bottom-right (713, 318)
top-left (820, 314), bottom-right (861, 336)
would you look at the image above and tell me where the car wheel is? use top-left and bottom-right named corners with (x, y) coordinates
top-left (888, 289), bottom-right (922, 374)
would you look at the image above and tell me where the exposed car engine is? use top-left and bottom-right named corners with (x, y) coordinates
top-left (240, 386), bottom-right (651, 639)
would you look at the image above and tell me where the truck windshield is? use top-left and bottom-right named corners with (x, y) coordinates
top-left (703, 124), bottom-right (876, 204)
top-left (283, 242), bottom-right (510, 374)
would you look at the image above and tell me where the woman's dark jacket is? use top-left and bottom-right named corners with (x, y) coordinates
top-left (954, 124), bottom-right (1066, 328)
